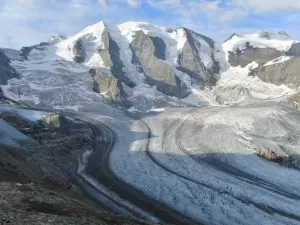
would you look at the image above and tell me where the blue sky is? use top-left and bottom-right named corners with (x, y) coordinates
top-left (1, 0), bottom-right (300, 49)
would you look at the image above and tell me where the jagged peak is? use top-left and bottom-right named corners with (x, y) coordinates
top-left (244, 30), bottom-right (292, 41)
top-left (223, 33), bottom-right (241, 43)
top-left (79, 21), bottom-right (107, 36)
top-left (48, 34), bottom-right (66, 44)
top-left (117, 21), bottom-right (164, 33)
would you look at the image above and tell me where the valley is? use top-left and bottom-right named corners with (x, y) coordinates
top-left (1, 21), bottom-right (300, 225)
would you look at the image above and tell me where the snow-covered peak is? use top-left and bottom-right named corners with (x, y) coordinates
top-left (78, 21), bottom-right (106, 37)
top-left (55, 21), bottom-right (106, 66)
top-left (223, 30), bottom-right (297, 55)
top-left (244, 30), bottom-right (291, 41)
top-left (48, 34), bottom-right (66, 44)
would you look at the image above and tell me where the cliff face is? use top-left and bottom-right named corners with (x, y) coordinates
top-left (250, 57), bottom-right (300, 88)
top-left (0, 49), bottom-right (18, 85)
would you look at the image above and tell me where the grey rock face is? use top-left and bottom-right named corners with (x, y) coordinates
top-left (250, 57), bottom-right (300, 88)
top-left (0, 49), bottom-right (18, 85)
top-left (20, 42), bottom-right (50, 60)
top-left (149, 36), bottom-right (166, 60)
top-left (130, 30), bottom-right (189, 98)
top-left (70, 39), bottom-right (86, 63)
top-left (228, 42), bottom-right (285, 67)
top-left (89, 69), bottom-right (129, 105)
top-left (99, 28), bottom-right (135, 88)
top-left (177, 28), bottom-right (217, 86)
top-left (287, 43), bottom-right (300, 56)
top-left (37, 113), bottom-right (71, 132)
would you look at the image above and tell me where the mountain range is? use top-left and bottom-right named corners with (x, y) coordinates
top-left (1, 21), bottom-right (300, 225)
top-left (1, 21), bottom-right (299, 111)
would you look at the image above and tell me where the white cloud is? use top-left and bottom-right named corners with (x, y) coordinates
top-left (230, 0), bottom-right (300, 13)
top-left (1, 0), bottom-right (300, 49)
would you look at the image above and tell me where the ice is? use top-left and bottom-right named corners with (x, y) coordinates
top-left (264, 56), bottom-right (291, 66)
top-left (0, 119), bottom-right (29, 147)
top-left (0, 105), bottom-right (47, 121)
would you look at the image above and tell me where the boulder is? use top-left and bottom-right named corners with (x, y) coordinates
top-left (89, 69), bottom-right (130, 106)
top-left (37, 113), bottom-right (71, 131)
top-left (287, 42), bottom-right (300, 56)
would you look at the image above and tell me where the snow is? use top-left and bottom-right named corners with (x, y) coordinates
top-left (108, 105), bottom-right (300, 225)
top-left (264, 56), bottom-right (291, 66)
top-left (222, 31), bottom-right (297, 60)
top-left (56, 21), bottom-right (106, 67)
top-left (1, 21), bottom-right (298, 112)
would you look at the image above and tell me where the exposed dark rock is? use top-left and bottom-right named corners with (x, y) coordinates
top-left (0, 112), bottom-right (95, 185)
top-left (71, 39), bottom-right (86, 63)
top-left (228, 42), bottom-right (285, 67)
top-left (177, 28), bottom-right (217, 86)
top-left (90, 69), bottom-right (131, 107)
top-left (254, 147), bottom-right (300, 169)
top-left (0, 49), bottom-right (18, 85)
top-left (149, 36), bottom-right (166, 60)
top-left (130, 30), bottom-right (189, 98)
top-left (249, 57), bottom-right (300, 88)
top-left (99, 28), bottom-right (135, 88)
top-left (223, 33), bottom-right (239, 43)
top-left (287, 43), bottom-right (300, 56)
top-left (20, 42), bottom-right (50, 60)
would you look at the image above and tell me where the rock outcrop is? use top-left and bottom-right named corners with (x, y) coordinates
top-left (228, 43), bottom-right (285, 67)
top-left (130, 30), bottom-right (189, 98)
top-left (287, 43), bottom-right (300, 56)
top-left (177, 28), bottom-right (218, 86)
top-left (0, 49), bottom-right (18, 85)
top-left (70, 39), bottom-right (86, 63)
top-left (89, 69), bottom-right (130, 106)
top-left (99, 28), bottom-right (135, 88)
top-left (250, 57), bottom-right (300, 88)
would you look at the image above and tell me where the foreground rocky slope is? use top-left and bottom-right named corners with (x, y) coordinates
top-left (0, 182), bottom-right (152, 225)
